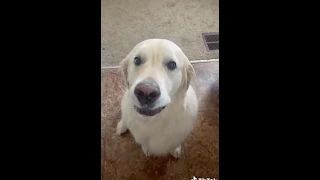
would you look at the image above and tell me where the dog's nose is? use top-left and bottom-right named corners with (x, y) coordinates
top-left (134, 81), bottom-right (161, 105)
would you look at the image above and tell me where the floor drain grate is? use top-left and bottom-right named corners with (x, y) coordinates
top-left (202, 33), bottom-right (219, 51)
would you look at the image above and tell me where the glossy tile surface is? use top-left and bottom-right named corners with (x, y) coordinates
top-left (101, 62), bottom-right (219, 180)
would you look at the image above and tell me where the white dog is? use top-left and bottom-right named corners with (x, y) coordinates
top-left (116, 39), bottom-right (198, 158)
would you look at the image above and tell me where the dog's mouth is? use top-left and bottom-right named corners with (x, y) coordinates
top-left (134, 106), bottom-right (166, 116)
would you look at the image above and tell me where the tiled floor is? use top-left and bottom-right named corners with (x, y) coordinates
top-left (101, 62), bottom-right (219, 180)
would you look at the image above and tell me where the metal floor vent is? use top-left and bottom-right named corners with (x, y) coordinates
top-left (202, 33), bottom-right (219, 51)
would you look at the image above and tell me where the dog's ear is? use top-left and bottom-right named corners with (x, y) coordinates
top-left (181, 60), bottom-right (195, 91)
top-left (120, 57), bottom-right (129, 88)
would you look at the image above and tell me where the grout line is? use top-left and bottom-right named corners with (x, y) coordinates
top-left (101, 66), bottom-right (120, 69)
top-left (101, 59), bottom-right (219, 69)
top-left (190, 59), bottom-right (219, 64)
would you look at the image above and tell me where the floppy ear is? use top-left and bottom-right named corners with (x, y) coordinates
top-left (181, 60), bottom-right (195, 91)
top-left (119, 57), bottom-right (129, 88)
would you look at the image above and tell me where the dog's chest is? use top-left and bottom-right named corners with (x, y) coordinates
top-left (128, 115), bottom-right (192, 153)
top-left (129, 117), bottom-right (175, 142)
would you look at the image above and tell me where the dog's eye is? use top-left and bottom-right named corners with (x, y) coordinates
top-left (166, 61), bottom-right (176, 70)
top-left (134, 57), bottom-right (142, 66)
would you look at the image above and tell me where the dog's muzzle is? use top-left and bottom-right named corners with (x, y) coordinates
top-left (134, 105), bottom-right (166, 116)
top-left (133, 80), bottom-right (165, 116)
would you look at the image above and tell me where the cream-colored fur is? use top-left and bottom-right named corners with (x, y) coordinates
top-left (116, 39), bottom-right (198, 158)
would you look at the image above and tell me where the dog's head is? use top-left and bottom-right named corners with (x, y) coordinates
top-left (120, 39), bottom-right (195, 117)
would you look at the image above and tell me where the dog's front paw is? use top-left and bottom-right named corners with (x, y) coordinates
top-left (116, 120), bottom-right (128, 135)
top-left (170, 145), bottom-right (181, 159)
top-left (142, 146), bottom-right (150, 157)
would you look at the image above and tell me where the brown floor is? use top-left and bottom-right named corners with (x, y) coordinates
top-left (101, 62), bottom-right (219, 180)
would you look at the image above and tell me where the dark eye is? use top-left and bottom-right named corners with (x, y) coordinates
top-left (134, 57), bottom-right (142, 66)
top-left (166, 61), bottom-right (176, 70)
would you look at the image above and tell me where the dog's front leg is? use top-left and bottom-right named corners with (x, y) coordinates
top-left (142, 146), bottom-right (150, 157)
top-left (170, 145), bottom-right (182, 159)
top-left (116, 119), bottom-right (128, 135)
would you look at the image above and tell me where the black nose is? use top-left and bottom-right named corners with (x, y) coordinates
top-left (134, 81), bottom-right (161, 105)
